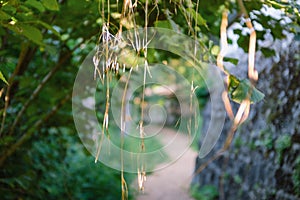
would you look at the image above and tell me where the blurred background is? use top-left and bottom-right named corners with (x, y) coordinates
top-left (0, 0), bottom-right (300, 199)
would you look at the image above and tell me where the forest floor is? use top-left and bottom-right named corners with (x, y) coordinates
top-left (134, 126), bottom-right (197, 200)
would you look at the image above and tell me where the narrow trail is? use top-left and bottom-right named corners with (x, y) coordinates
top-left (135, 127), bottom-right (197, 200)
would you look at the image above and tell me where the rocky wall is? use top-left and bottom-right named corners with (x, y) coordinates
top-left (192, 40), bottom-right (300, 200)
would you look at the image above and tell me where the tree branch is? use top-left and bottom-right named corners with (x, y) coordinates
top-left (8, 42), bottom-right (83, 136)
top-left (0, 92), bottom-right (72, 167)
top-left (0, 43), bottom-right (35, 136)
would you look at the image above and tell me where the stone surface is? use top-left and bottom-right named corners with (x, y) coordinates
top-left (193, 39), bottom-right (300, 199)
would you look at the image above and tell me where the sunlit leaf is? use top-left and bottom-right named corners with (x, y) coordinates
top-left (211, 45), bottom-right (220, 56)
top-left (41, 0), bottom-right (59, 11)
top-left (154, 20), bottom-right (172, 29)
top-left (0, 71), bottom-right (9, 85)
top-left (25, 0), bottom-right (45, 13)
top-left (228, 75), bottom-right (265, 104)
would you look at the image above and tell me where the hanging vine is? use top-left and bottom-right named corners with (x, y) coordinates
top-left (91, 1), bottom-right (264, 199)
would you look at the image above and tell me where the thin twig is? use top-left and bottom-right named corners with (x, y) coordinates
top-left (95, 69), bottom-right (111, 163)
top-left (120, 68), bottom-right (132, 200)
top-left (136, 0), bottom-right (149, 192)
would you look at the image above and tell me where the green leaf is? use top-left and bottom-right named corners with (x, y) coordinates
top-left (25, 0), bottom-right (45, 13)
top-left (260, 47), bottom-right (276, 58)
top-left (211, 45), bottom-right (220, 56)
top-left (265, 0), bottom-right (288, 9)
top-left (36, 20), bottom-right (60, 37)
top-left (20, 24), bottom-right (43, 45)
top-left (0, 71), bottom-right (9, 85)
top-left (224, 57), bottom-right (239, 65)
top-left (41, 0), bottom-right (59, 11)
top-left (237, 35), bottom-right (250, 53)
top-left (188, 8), bottom-right (207, 28)
top-left (8, 23), bottom-right (43, 45)
top-left (0, 135), bottom-right (14, 145)
top-left (154, 20), bottom-right (172, 29)
top-left (228, 75), bottom-right (265, 104)
top-left (0, 10), bottom-right (11, 20)
top-left (1, 4), bottom-right (17, 14)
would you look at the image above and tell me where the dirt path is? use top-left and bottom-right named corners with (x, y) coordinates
top-left (135, 127), bottom-right (197, 200)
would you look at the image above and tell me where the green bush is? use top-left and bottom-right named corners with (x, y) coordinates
top-left (0, 127), bottom-right (134, 200)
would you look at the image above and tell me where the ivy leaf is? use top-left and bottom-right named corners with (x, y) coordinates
top-left (228, 75), bottom-right (265, 104)
top-left (41, 0), bottom-right (59, 11)
top-left (237, 35), bottom-right (250, 53)
top-left (260, 47), bottom-right (276, 57)
top-left (0, 71), bottom-right (9, 85)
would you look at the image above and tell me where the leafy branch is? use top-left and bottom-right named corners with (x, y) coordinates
top-left (0, 43), bottom-right (36, 136)
top-left (7, 42), bottom-right (81, 136)
top-left (0, 91), bottom-right (72, 167)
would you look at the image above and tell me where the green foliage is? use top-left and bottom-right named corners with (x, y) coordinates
top-left (190, 184), bottom-right (219, 200)
top-left (255, 129), bottom-right (273, 150)
top-left (292, 156), bottom-right (300, 195)
top-left (233, 174), bottom-right (242, 184)
top-left (0, 127), bottom-right (132, 200)
top-left (0, 0), bottom-right (298, 199)
top-left (259, 47), bottom-right (276, 58)
top-left (41, 0), bottom-right (59, 11)
top-left (0, 71), bottom-right (8, 85)
top-left (228, 75), bottom-right (265, 104)
top-left (25, 0), bottom-right (45, 13)
top-left (154, 20), bottom-right (173, 30)
top-left (275, 134), bottom-right (292, 162)
top-left (0, 0), bottom-right (61, 46)
top-left (0, 0), bottom-right (126, 199)
top-left (9, 23), bottom-right (43, 45)
top-left (233, 135), bottom-right (243, 149)
top-left (223, 57), bottom-right (239, 65)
